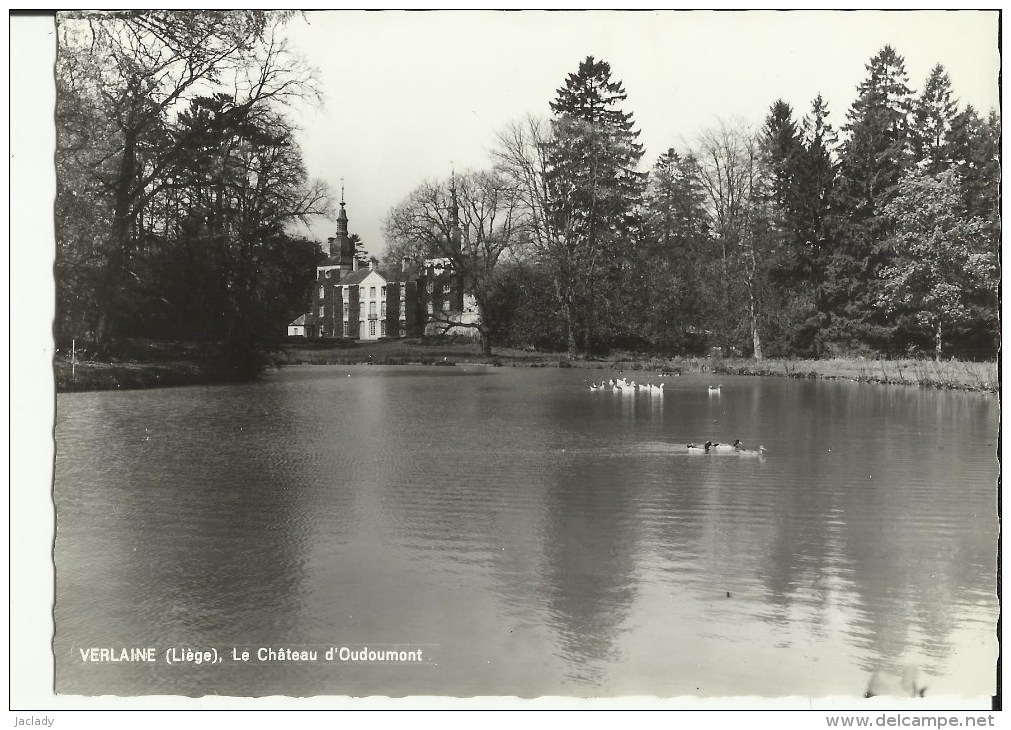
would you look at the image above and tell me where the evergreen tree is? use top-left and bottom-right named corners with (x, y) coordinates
top-left (349, 233), bottom-right (368, 261)
top-left (796, 94), bottom-right (838, 258)
top-left (760, 100), bottom-right (803, 219)
top-left (645, 149), bottom-right (709, 252)
top-left (836, 45), bottom-right (914, 217)
top-left (759, 100), bottom-right (805, 274)
top-left (759, 99), bottom-right (832, 355)
top-left (911, 64), bottom-right (958, 173)
top-left (946, 106), bottom-right (1001, 230)
top-left (543, 56), bottom-right (647, 354)
top-left (781, 94), bottom-right (839, 354)
top-left (824, 45), bottom-right (914, 353)
top-left (640, 149), bottom-right (711, 351)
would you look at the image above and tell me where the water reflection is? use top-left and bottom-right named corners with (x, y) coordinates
top-left (541, 459), bottom-right (640, 686)
top-left (54, 369), bottom-right (998, 697)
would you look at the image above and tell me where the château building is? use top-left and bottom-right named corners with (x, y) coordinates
top-left (287, 184), bottom-right (478, 341)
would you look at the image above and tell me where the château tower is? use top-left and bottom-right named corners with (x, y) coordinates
top-left (322, 183), bottom-right (357, 277)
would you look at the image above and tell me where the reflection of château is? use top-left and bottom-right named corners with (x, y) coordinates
top-left (287, 187), bottom-right (478, 340)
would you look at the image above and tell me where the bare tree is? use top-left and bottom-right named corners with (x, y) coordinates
top-left (693, 119), bottom-right (770, 360)
top-left (494, 115), bottom-right (596, 354)
top-left (384, 170), bottom-right (528, 355)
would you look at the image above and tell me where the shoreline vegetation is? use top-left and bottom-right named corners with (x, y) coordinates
top-left (54, 338), bottom-right (997, 395)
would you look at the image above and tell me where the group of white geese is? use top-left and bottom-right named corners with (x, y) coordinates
top-left (588, 377), bottom-right (766, 457)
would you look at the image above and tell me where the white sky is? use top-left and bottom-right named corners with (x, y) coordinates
top-left (283, 10), bottom-right (1000, 258)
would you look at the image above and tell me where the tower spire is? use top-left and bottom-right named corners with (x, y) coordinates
top-left (335, 177), bottom-right (348, 237)
top-left (449, 165), bottom-right (461, 251)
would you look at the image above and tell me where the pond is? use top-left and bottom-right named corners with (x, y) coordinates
top-left (53, 366), bottom-right (999, 698)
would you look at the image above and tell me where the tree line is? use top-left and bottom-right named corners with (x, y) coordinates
top-left (55, 17), bottom-right (997, 364)
top-left (55, 11), bottom-right (329, 359)
top-left (385, 49), bottom-right (999, 361)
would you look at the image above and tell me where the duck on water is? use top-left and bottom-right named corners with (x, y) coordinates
top-left (685, 441), bottom-right (767, 457)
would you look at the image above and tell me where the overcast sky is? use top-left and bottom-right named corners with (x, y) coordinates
top-left (280, 10), bottom-right (1000, 258)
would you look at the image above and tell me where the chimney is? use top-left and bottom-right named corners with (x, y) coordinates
top-left (401, 256), bottom-right (408, 274)
top-left (369, 257), bottom-right (377, 271)
top-left (352, 257), bottom-right (359, 272)
top-left (324, 237), bottom-right (335, 257)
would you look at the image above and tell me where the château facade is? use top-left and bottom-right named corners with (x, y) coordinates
top-left (287, 190), bottom-right (477, 341)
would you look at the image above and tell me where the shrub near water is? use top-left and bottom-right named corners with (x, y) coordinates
top-left (710, 357), bottom-right (997, 393)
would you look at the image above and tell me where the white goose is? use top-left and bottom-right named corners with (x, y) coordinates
top-left (708, 384), bottom-right (722, 395)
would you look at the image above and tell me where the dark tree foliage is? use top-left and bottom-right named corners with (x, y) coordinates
top-left (637, 149), bottom-right (712, 352)
top-left (911, 64), bottom-right (958, 174)
top-left (543, 56), bottom-right (647, 354)
top-left (55, 10), bottom-right (329, 365)
top-left (822, 45), bottom-right (914, 353)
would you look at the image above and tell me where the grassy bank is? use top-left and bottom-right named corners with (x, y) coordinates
top-left (55, 337), bottom-right (998, 394)
top-left (54, 339), bottom-right (268, 393)
top-left (706, 357), bottom-right (998, 393)
top-left (279, 340), bottom-right (997, 393)
top-left (56, 359), bottom-right (210, 392)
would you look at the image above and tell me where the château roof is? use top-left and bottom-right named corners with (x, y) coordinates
top-left (338, 268), bottom-right (387, 286)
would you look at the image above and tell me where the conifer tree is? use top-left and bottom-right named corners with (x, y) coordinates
top-left (640, 149), bottom-right (711, 350)
top-left (946, 106), bottom-right (1001, 228)
top-left (836, 45), bottom-right (914, 217)
top-left (760, 101), bottom-right (803, 218)
top-left (911, 64), bottom-right (958, 173)
top-left (542, 56), bottom-right (647, 353)
top-left (824, 45), bottom-right (914, 353)
top-left (787, 94), bottom-right (839, 354)
top-left (796, 94), bottom-right (838, 256)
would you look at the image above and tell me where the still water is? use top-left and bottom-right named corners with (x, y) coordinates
top-left (54, 366), bottom-right (999, 698)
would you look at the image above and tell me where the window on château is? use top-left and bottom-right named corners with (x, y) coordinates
top-left (319, 286), bottom-right (324, 299)
top-left (427, 303), bottom-right (433, 315)
top-left (319, 306), bottom-right (325, 317)
top-left (369, 302), bottom-right (377, 317)
top-left (381, 302), bottom-right (386, 317)
top-left (426, 281), bottom-right (433, 293)
top-left (442, 300), bottom-right (450, 312)
top-left (370, 286), bottom-right (376, 298)
top-left (369, 320), bottom-right (376, 336)
top-left (381, 286), bottom-right (386, 297)
top-left (380, 321), bottom-right (387, 337)
top-left (343, 321), bottom-right (349, 337)
top-left (343, 303), bottom-right (349, 317)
